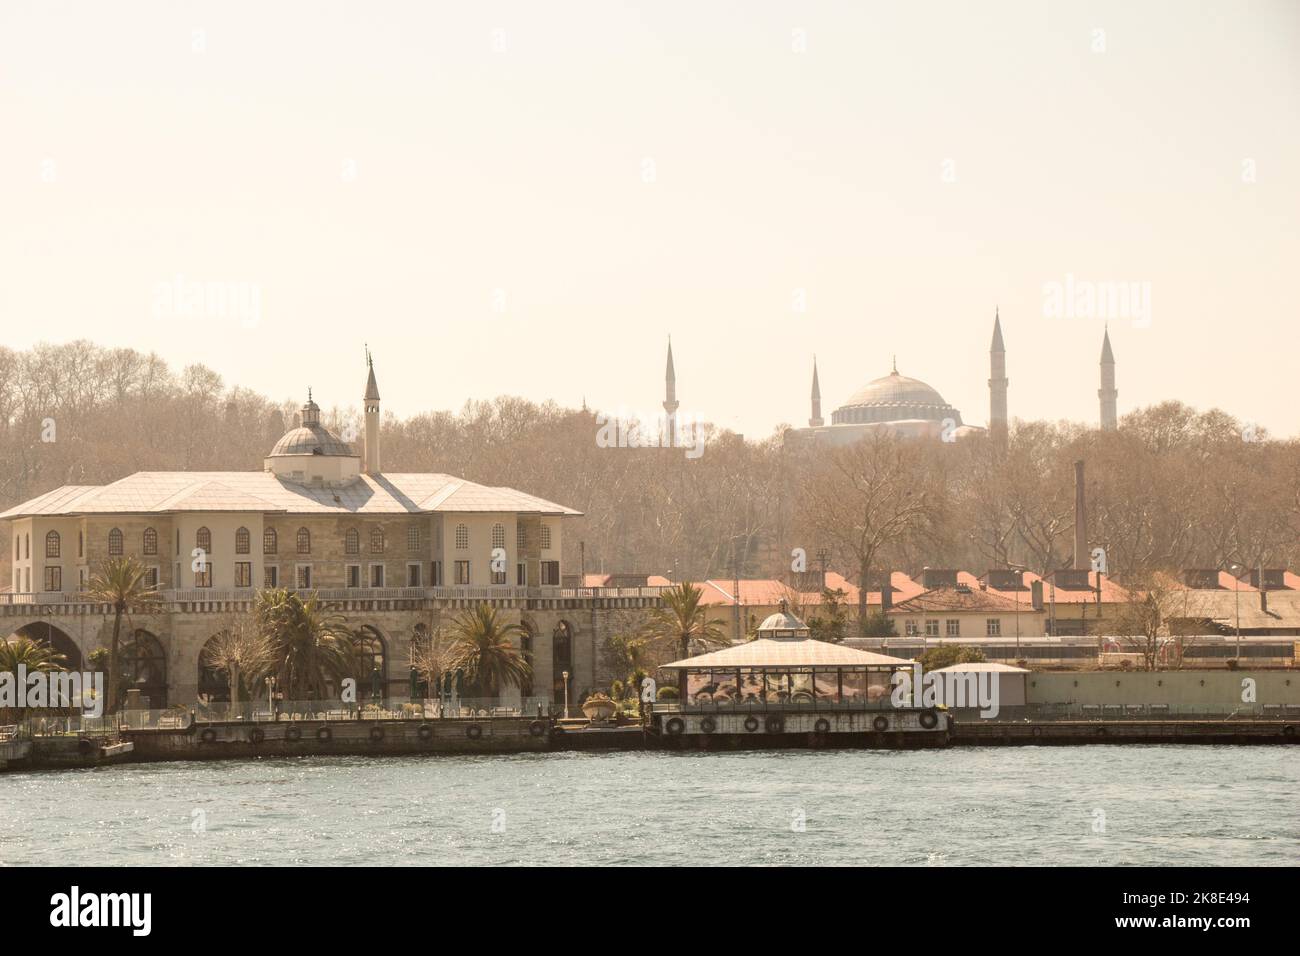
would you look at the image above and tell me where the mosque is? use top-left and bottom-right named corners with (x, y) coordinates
top-left (662, 312), bottom-right (1119, 445)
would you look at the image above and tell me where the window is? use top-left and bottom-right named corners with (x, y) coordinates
top-left (45, 531), bottom-right (60, 558)
top-left (108, 528), bottom-right (123, 555)
top-left (263, 528), bottom-right (278, 554)
top-left (986, 618), bottom-right (1002, 637)
top-left (491, 523), bottom-right (506, 550)
top-left (235, 527), bottom-right (250, 554)
top-left (541, 560), bottom-right (560, 586)
top-left (78, 531), bottom-right (84, 558)
top-left (924, 619), bottom-right (939, 637)
top-left (24, 534), bottom-right (29, 559)
top-left (235, 562), bottom-right (252, 588)
top-left (142, 527), bottom-right (157, 555)
top-left (905, 620), bottom-right (920, 637)
top-left (196, 527), bottom-right (211, 552)
top-left (491, 567), bottom-right (507, 585)
top-left (176, 529), bottom-right (181, 554)
top-left (407, 525), bottom-right (420, 552)
top-left (454, 560), bottom-right (470, 585)
top-left (370, 564), bottom-right (385, 588)
top-left (539, 525), bottom-right (551, 550)
top-left (143, 566), bottom-right (159, 589)
top-left (517, 562), bottom-right (527, 586)
top-left (44, 566), bottom-right (62, 592)
top-left (195, 563), bottom-right (213, 588)
top-left (370, 528), bottom-right (385, 554)
top-left (431, 561), bottom-right (442, 586)
top-left (264, 566), bottom-right (279, 588)
top-left (346, 565), bottom-right (361, 588)
top-left (455, 524), bottom-right (469, 550)
top-left (296, 528), bottom-right (311, 554)
top-left (345, 529), bottom-right (360, 555)
top-left (407, 563), bottom-right (421, 587)
top-left (946, 620), bottom-right (960, 637)
top-left (516, 524), bottom-right (527, 550)
top-left (296, 565), bottom-right (312, 589)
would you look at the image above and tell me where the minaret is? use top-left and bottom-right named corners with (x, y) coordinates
top-left (809, 356), bottom-right (824, 427)
top-left (1099, 327), bottom-right (1117, 431)
top-left (988, 308), bottom-right (1008, 438)
top-left (363, 346), bottom-right (381, 474)
top-left (663, 337), bottom-right (679, 446)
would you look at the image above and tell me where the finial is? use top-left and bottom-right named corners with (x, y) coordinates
top-left (892, 355), bottom-right (898, 374)
top-left (308, 387), bottom-right (312, 403)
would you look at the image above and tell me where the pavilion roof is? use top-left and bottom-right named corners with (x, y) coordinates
top-left (660, 636), bottom-right (911, 671)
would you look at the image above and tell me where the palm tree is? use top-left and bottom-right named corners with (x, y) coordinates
top-left (201, 616), bottom-right (276, 714)
top-left (86, 557), bottom-right (161, 714)
top-left (645, 582), bottom-right (729, 660)
top-left (447, 604), bottom-right (531, 699)
top-left (255, 588), bottom-right (355, 701)
top-left (0, 635), bottom-right (67, 720)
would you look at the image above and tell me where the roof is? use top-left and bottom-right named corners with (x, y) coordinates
top-left (268, 423), bottom-right (357, 458)
top-left (1163, 589), bottom-right (1300, 632)
top-left (891, 585), bottom-right (1026, 613)
top-left (660, 637), bottom-right (912, 671)
top-left (839, 369), bottom-right (949, 411)
top-left (0, 471), bottom-right (582, 518)
top-left (685, 571), bottom-right (923, 609)
top-left (931, 662), bottom-right (1030, 674)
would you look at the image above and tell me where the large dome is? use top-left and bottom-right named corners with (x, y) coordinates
top-left (268, 423), bottom-right (356, 458)
top-left (832, 369), bottom-right (962, 426)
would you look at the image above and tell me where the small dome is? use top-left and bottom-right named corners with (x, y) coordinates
top-left (269, 423), bottom-right (356, 458)
top-left (756, 602), bottom-right (811, 639)
top-left (833, 369), bottom-right (962, 426)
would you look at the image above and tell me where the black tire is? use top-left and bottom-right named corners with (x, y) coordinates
top-left (1096, 727), bottom-right (1108, 736)
top-left (1284, 725), bottom-right (1295, 738)
top-left (528, 720), bottom-right (547, 737)
top-left (199, 727), bottom-right (217, 744)
top-left (285, 725), bottom-right (302, 742)
top-left (700, 717), bottom-right (717, 734)
top-left (764, 715), bottom-right (784, 735)
top-left (1032, 726), bottom-right (1043, 738)
top-left (665, 717), bottom-right (685, 736)
top-left (814, 718), bottom-right (831, 734)
top-left (466, 724), bottom-right (483, 740)
top-left (743, 715), bottom-right (760, 733)
top-left (919, 709), bottom-right (939, 730)
top-left (77, 737), bottom-right (95, 755)
top-left (369, 725), bottom-right (384, 742)
top-left (248, 727), bottom-right (265, 744)
top-left (872, 715), bottom-right (890, 732)
top-left (418, 723), bottom-right (434, 741)
top-left (316, 726), bottom-right (333, 742)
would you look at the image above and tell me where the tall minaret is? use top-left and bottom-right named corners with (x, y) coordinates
top-left (1099, 327), bottom-right (1117, 431)
top-left (988, 308), bottom-right (1008, 438)
top-left (363, 346), bottom-right (381, 474)
top-left (809, 356), bottom-right (824, 427)
top-left (663, 337), bottom-right (679, 446)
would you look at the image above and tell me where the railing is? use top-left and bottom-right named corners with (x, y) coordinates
top-left (187, 696), bottom-right (554, 724)
top-left (953, 702), bottom-right (1300, 721)
top-left (0, 585), bottom-right (667, 606)
top-left (653, 697), bottom-right (898, 714)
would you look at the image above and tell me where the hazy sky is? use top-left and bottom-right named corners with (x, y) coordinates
top-left (3, 0), bottom-right (1298, 438)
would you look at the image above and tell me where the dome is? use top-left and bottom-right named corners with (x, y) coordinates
top-left (268, 423), bottom-right (356, 458)
top-left (832, 368), bottom-right (962, 427)
top-left (756, 602), bottom-right (811, 639)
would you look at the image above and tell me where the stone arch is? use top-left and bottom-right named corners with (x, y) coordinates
top-left (9, 621), bottom-right (83, 671)
top-left (197, 632), bottom-right (231, 702)
top-left (352, 624), bottom-right (390, 701)
top-left (122, 628), bottom-right (168, 709)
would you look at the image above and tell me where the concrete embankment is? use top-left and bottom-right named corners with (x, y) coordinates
top-left (952, 719), bottom-right (1298, 746)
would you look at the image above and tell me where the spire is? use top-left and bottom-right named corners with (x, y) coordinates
top-left (663, 337), bottom-right (679, 414)
top-left (808, 356), bottom-right (824, 427)
top-left (988, 308), bottom-right (1009, 439)
top-left (364, 346), bottom-right (381, 402)
top-left (1098, 326), bottom-right (1117, 431)
top-left (891, 355), bottom-right (898, 375)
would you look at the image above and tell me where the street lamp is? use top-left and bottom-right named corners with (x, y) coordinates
top-left (1228, 564), bottom-right (1243, 661)
top-left (561, 670), bottom-right (570, 718)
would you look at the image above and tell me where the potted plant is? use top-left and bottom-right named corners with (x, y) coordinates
top-left (581, 692), bottom-right (618, 722)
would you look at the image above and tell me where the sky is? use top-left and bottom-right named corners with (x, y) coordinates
top-left (3, 0), bottom-right (1298, 438)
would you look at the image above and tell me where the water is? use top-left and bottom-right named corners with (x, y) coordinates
top-left (2, 747), bottom-right (1295, 866)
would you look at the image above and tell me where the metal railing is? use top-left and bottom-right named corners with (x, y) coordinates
top-left (653, 696), bottom-right (898, 714)
top-left (186, 696), bottom-right (554, 724)
top-left (0, 585), bottom-right (667, 607)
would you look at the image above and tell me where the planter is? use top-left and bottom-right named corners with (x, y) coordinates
top-left (581, 695), bottom-right (618, 722)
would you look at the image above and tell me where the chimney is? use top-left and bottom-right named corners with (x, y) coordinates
top-left (1072, 460), bottom-right (1087, 571)
top-left (1030, 579), bottom-right (1045, 611)
top-left (1260, 590), bottom-right (1268, 613)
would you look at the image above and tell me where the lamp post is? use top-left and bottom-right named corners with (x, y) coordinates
top-left (562, 670), bottom-right (570, 718)
top-left (1229, 564), bottom-right (1243, 660)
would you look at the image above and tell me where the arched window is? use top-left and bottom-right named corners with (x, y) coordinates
top-left (235, 527), bottom-right (250, 554)
top-left (263, 528), bottom-right (277, 554)
top-left (108, 528), bottom-right (123, 555)
top-left (196, 527), bottom-right (212, 552)
top-left (370, 528), bottom-right (385, 553)
top-left (142, 527), bottom-right (158, 555)
top-left (296, 527), bottom-right (311, 554)
top-left (345, 529), bottom-right (360, 555)
top-left (491, 523), bottom-right (506, 550)
top-left (45, 531), bottom-right (60, 558)
top-left (407, 525), bottom-right (420, 552)
top-left (78, 531), bottom-right (83, 558)
top-left (539, 524), bottom-right (552, 550)
top-left (455, 524), bottom-right (469, 550)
